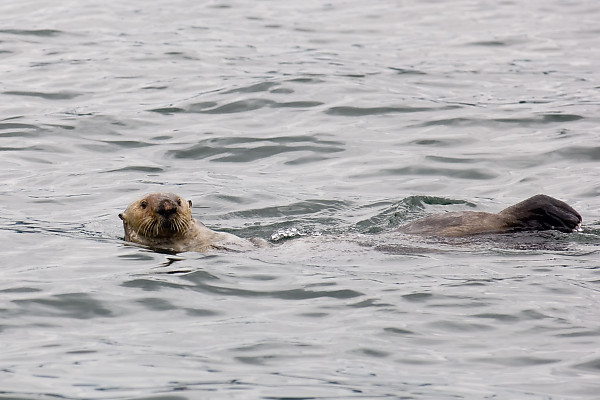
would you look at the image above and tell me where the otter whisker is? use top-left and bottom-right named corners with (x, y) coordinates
top-left (120, 192), bottom-right (261, 252)
top-left (138, 216), bottom-right (149, 236)
top-left (154, 220), bottom-right (160, 237)
top-left (173, 218), bottom-right (184, 233)
top-left (136, 210), bottom-right (193, 239)
top-left (175, 218), bottom-right (187, 233)
top-left (140, 216), bottom-right (160, 238)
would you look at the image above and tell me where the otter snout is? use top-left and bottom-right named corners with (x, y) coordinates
top-left (157, 199), bottom-right (178, 217)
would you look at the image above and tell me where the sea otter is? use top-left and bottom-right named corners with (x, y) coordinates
top-left (119, 193), bottom-right (581, 252)
top-left (118, 192), bottom-right (263, 252)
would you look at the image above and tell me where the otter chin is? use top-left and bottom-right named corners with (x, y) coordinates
top-left (119, 192), bottom-right (261, 253)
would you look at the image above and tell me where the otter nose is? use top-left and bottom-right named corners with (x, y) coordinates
top-left (157, 199), bottom-right (177, 216)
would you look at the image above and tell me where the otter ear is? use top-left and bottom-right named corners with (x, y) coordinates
top-left (188, 200), bottom-right (192, 208)
top-left (118, 213), bottom-right (124, 220)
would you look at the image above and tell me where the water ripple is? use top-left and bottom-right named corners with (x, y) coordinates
top-left (122, 276), bottom-right (363, 300)
top-left (358, 166), bottom-right (498, 180)
top-left (12, 293), bottom-right (113, 319)
top-left (166, 135), bottom-right (344, 162)
top-left (4, 91), bottom-right (82, 100)
top-left (1, 0), bottom-right (599, 398)
top-left (0, 29), bottom-right (63, 37)
top-left (149, 99), bottom-right (323, 115)
top-left (0, 122), bottom-right (44, 137)
top-left (223, 82), bottom-right (280, 94)
top-left (418, 113), bottom-right (584, 127)
top-left (549, 146), bottom-right (600, 161)
top-left (325, 105), bottom-right (458, 116)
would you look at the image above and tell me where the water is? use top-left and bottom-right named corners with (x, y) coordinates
top-left (1, 0), bottom-right (599, 399)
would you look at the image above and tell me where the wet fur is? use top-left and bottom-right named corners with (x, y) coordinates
top-left (399, 194), bottom-right (581, 237)
top-left (120, 193), bottom-right (582, 253)
top-left (135, 211), bottom-right (192, 239)
top-left (119, 192), bottom-right (259, 252)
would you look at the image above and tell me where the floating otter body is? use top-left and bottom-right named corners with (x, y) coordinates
top-left (119, 193), bottom-right (581, 253)
top-left (399, 194), bottom-right (582, 236)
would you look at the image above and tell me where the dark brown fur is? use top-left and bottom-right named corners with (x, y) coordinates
top-left (399, 194), bottom-right (581, 237)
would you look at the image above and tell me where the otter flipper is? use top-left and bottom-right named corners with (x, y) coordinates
top-left (499, 194), bottom-right (581, 233)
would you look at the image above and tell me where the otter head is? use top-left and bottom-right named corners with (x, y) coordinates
top-left (119, 192), bottom-right (194, 244)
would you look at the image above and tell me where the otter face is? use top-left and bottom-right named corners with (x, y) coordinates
top-left (119, 193), bottom-right (194, 243)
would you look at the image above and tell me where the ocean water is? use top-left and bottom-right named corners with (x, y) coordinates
top-left (1, 0), bottom-right (599, 399)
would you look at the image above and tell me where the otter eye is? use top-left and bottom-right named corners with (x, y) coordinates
top-left (177, 198), bottom-right (182, 206)
top-left (140, 200), bottom-right (148, 209)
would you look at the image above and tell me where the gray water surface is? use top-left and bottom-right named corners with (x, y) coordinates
top-left (1, 0), bottom-right (600, 399)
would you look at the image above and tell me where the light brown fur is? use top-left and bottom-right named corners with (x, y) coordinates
top-left (119, 192), bottom-right (260, 252)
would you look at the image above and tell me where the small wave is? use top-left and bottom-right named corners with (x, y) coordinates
top-left (230, 199), bottom-right (351, 219)
top-left (355, 196), bottom-right (477, 234)
top-left (149, 98), bottom-right (322, 115)
top-left (166, 135), bottom-right (344, 162)
top-left (222, 82), bottom-right (280, 94)
top-left (4, 90), bottom-right (82, 100)
top-left (547, 146), bottom-right (600, 161)
top-left (269, 227), bottom-right (322, 242)
top-left (12, 292), bottom-right (113, 319)
top-left (0, 216), bottom-right (115, 244)
top-left (467, 40), bottom-right (510, 47)
top-left (325, 105), bottom-right (454, 116)
top-left (105, 165), bottom-right (165, 173)
top-left (0, 29), bottom-right (63, 37)
top-left (389, 67), bottom-right (427, 75)
top-left (124, 272), bottom-right (363, 300)
top-left (496, 114), bottom-right (584, 124)
top-left (0, 122), bottom-right (44, 138)
top-left (418, 113), bottom-right (584, 127)
top-left (353, 166), bottom-right (498, 180)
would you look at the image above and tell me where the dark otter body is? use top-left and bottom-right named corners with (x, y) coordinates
top-left (399, 194), bottom-right (581, 237)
